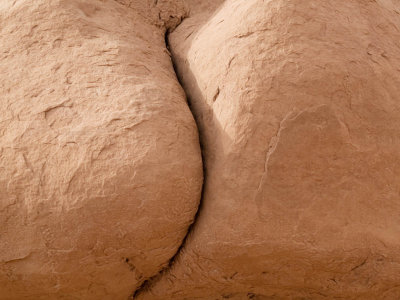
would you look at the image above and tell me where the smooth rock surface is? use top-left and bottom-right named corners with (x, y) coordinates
top-left (0, 0), bottom-right (202, 299)
top-left (138, 0), bottom-right (400, 299)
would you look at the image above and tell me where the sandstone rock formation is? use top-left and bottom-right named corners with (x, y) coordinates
top-left (0, 1), bottom-right (202, 299)
top-left (2, 0), bottom-right (400, 299)
top-left (137, 0), bottom-right (400, 299)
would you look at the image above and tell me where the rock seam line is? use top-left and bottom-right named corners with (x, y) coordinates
top-left (131, 21), bottom-right (206, 299)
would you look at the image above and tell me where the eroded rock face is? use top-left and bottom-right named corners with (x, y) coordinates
top-left (3, 0), bottom-right (400, 299)
top-left (0, 0), bottom-right (202, 299)
top-left (138, 0), bottom-right (400, 299)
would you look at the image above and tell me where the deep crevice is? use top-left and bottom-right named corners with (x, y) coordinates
top-left (132, 24), bottom-right (207, 300)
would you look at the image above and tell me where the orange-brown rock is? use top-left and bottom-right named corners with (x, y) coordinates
top-left (0, 1), bottom-right (202, 299)
top-left (138, 0), bottom-right (400, 299)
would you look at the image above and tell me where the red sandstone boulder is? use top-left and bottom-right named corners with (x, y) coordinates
top-left (138, 0), bottom-right (400, 299)
top-left (0, 1), bottom-right (202, 299)
top-left (2, 0), bottom-right (400, 299)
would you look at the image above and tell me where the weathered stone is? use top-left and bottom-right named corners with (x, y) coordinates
top-left (0, 1), bottom-right (202, 299)
top-left (138, 0), bottom-right (400, 299)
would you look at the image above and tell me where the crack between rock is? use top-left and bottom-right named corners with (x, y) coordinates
top-left (255, 110), bottom-right (296, 194)
top-left (131, 21), bottom-right (206, 300)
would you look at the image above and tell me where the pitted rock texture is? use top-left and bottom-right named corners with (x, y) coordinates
top-left (0, 0), bottom-right (202, 299)
top-left (137, 0), bottom-right (400, 299)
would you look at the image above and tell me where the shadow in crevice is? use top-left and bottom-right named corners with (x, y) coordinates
top-left (132, 1), bottom-right (228, 298)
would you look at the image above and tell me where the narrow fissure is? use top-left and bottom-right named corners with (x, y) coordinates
top-left (132, 26), bottom-right (207, 299)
